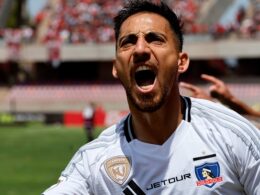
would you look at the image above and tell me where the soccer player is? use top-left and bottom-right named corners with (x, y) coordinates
top-left (42, 1), bottom-right (260, 194)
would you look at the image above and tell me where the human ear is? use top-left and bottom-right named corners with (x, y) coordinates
top-left (178, 52), bottom-right (189, 73)
top-left (112, 61), bottom-right (118, 78)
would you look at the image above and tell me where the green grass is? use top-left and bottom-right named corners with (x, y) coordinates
top-left (0, 123), bottom-right (100, 195)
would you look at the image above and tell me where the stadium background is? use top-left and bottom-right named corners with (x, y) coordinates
top-left (0, 0), bottom-right (259, 194)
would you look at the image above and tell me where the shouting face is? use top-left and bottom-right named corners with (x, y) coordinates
top-left (113, 12), bottom-right (189, 112)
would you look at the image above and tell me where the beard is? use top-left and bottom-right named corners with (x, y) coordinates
top-left (124, 84), bottom-right (169, 113)
top-left (117, 67), bottom-right (179, 113)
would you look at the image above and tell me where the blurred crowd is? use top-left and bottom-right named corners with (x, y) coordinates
top-left (41, 0), bottom-right (122, 44)
top-left (0, 0), bottom-right (260, 46)
top-left (169, 0), bottom-right (208, 34)
top-left (211, 3), bottom-right (260, 39)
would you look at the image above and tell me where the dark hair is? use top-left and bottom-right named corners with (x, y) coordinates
top-left (203, 167), bottom-right (215, 178)
top-left (113, 0), bottom-right (184, 51)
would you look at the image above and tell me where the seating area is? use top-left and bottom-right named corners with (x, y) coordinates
top-left (36, 0), bottom-right (260, 42)
top-left (168, 0), bottom-right (208, 34)
top-left (0, 83), bottom-right (259, 112)
top-left (0, 0), bottom-right (259, 114)
top-left (1, 0), bottom-right (260, 46)
top-left (2, 85), bottom-right (128, 112)
top-left (40, 0), bottom-right (214, 43)
top-left (40, 0), bottom-right (122, 44)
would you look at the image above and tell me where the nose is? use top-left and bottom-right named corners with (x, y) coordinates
top-left (133, 37), bottom-right (150, 63)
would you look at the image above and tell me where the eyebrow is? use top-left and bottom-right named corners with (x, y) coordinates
top-left (145, 31), bottom-right (166, 39)
top-left (118, 31), bottom-right (166, 44)
top-left (118, 33), bottom-right (136, 45)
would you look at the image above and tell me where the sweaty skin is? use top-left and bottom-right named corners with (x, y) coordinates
top-left (113, 12), bottom-right (189, 144)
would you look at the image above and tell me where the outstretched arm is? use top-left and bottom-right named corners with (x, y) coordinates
top-left (201, 74), bottom-right (260, 117)
top-left (179, 82), bottom-right (212, 101)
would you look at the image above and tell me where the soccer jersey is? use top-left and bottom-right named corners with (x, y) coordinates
top-left (43, 97), bottom-right (260, 195)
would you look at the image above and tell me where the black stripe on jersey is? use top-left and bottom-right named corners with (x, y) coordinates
top-left (128, 115), bottom-right (137, 140)
top-left (124, 114), bottom-right (137, 142)
top-left (181, 96), bottom-right (186, 120)
top-left (193, 154), bottom-right (216, 161)
top-left (125, 97), bottom-right (192, 143)
top-left (128, 180), bottom-right (146, 195)
top-left (123, 187), bottom-right (135, 195)
top-left (182, 96), bottom-right (191, 122)
top-left (124, 115), bottom-right (132, 142)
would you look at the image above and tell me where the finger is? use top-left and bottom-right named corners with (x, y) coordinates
top-left (209, 85), bottom-right (218, 92)
top-left (179, 82), bottom-right (199, 92)
top-left (201, 74), bottom-right (222, 85)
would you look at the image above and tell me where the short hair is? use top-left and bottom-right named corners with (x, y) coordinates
top-left (113, 0), bottom-right (184, 51)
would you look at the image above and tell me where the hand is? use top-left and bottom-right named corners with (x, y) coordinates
top-left (179, 82), bottom-right (212, 100)
top-left (201, 74), bottom-right (260, 117)
top-left (200, 74), bottom-right (234, 103)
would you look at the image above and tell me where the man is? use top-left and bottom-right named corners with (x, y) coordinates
top-left (43, 1), bottom-right (260, 194)
top-left (82, 102), bottom-right (95, 142)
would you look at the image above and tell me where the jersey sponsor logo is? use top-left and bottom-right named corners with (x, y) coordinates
top-left (104, 156), bottom-right (131, 185)
top-left (146, 173), bottom-right (191, 191)
top-left (195, 162), bottom-right (223, 188)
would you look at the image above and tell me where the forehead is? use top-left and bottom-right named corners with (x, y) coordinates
top-left (119, 12), bottom-right (172, 37)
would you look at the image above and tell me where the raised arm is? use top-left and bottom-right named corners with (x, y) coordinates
top-left (201, 74), bottom-right (260, 117)
top-left (179, 82), bottom-right (212, 100)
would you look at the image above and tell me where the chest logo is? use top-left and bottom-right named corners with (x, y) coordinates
top-left (104, 156), bottom-right (131, 185)
top-left (195, 162), bottom-right (223, 188)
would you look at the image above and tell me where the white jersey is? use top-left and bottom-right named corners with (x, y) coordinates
top-left (43, 97), bottom-right (260, 195)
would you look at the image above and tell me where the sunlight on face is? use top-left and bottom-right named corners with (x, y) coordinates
top-left (114, 12), bottom-right (185, 112)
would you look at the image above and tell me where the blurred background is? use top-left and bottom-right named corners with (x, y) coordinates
top-left (0, 0), bottom-right (259, 194)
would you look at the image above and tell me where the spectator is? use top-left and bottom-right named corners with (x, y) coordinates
top-left (82, 102), bottom-right (96, 142)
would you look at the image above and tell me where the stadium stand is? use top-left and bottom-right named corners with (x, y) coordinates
top-left (40, 0), bottom-right (122, 44)
top-left (2, 85), bottom-right (128, 112)
top-left (0, 83), bottom-right (258, 113)
top-left (40, 0), bottom-right (228, 43)
top-left (36, 0), bottom-right (260, 42)
top-left (0, 0), bottom-right (259, 118)
top-left (1, 0), bottom-right (260, 45)
top-left (0, 0), bottom-right (260, 63)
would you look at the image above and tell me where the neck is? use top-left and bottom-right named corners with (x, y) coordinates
top-left (130, 95), bottom-right (183, 145)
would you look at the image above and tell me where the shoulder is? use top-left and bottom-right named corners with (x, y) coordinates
top-left (189, 97), bottom-right (258, 132)
top-left (75, 117), bottom-right (126, 165)
top-left (79, 118), bottom-right (126, 164)
top-left (60, 116), bottom-right (128, 178)
top-left (189, 97), bottom-right (260, 159)
top-left (190, 97), bottom-right (250, 127)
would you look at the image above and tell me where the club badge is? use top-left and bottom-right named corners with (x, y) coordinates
top-left (104, 156), bottom-right (131, 185)
top-left (195, 162), bottom-right (223, 188)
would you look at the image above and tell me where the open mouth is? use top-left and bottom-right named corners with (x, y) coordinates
top-left (134, 66), bottom-right (156, 88)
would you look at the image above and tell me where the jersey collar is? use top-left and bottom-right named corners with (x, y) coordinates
top-left (124, 96), bottom-right (192, 142)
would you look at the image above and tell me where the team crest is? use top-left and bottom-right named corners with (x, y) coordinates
top-left (195, 162), bottom-right (223, 188)
top-left (104, 156), bottom-right (131, 185)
